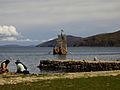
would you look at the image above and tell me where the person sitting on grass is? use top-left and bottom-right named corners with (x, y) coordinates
top-left (0, 59), bottom-right (10, 74)
top-left (15, 60), bottom-right (29, 74)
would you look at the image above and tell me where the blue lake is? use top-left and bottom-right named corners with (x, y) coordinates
top-left (0, 47), bottom-right (120, 73)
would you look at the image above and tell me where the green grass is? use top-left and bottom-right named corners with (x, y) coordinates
top-left (0, 75), bottom-right (120, 90)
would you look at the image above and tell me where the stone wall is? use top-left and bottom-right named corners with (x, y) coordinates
top-left (38, 60), bottom-right (120, 72)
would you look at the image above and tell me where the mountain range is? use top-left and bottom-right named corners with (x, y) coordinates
top-left (36, 30), bottom-right (120, 47)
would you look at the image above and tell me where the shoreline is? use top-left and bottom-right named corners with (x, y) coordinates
top-left (0, 70), bottom-right (120, 85)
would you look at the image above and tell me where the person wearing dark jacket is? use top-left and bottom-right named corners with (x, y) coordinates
top-left (0, 59), bottom-right (10, 73)
top-left (15, 60), bottom-right (29, 74)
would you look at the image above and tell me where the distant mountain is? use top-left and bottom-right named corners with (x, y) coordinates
top-left (0, 44), bottom-right (35, 47)
top-left (36, 35), bottom-right (83, 47)
top-left (36, 30), bottom-right (120, 47)
top-left (0, 45), bottom-right (23, 47)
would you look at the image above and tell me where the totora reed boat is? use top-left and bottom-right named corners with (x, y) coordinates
top-left (53, 30), bottom-right (67, 55)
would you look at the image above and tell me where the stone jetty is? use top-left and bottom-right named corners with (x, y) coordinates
top-left (38, 60), bottom-right (120, 72)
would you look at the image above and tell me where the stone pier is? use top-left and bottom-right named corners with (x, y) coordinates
top-left (38, 60), bottom-right (120, 72)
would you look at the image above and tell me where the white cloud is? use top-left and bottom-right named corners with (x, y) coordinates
top-left (17, 38), bottom-right (38, 42)
top-left (0, 25), bottom-right (19, 36)
top-left (0, 25), bottom-right (38, 42)
top-left (41, 37), bottom-right (56, 43)
top-left (0, 37), bottom-right (17, 41)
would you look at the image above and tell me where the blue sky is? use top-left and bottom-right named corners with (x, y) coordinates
top-left (0, 0), bottom-right (120, 45)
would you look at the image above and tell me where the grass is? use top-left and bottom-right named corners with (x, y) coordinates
top-left (0, 75), bottom-right (120, 90)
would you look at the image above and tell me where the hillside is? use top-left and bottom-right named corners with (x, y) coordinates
top-left (36, 30), bottom-right (120, 47)
top-left (82, 30), bottom-right (120, 47)
top-left (36, 35), bottom-right (83, 47)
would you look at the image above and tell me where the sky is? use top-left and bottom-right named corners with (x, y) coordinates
top-left (0, 0), bottom-right (120, 45)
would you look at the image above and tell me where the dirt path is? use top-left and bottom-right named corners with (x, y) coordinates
top-left (0, 70), bottom-right (120, 85)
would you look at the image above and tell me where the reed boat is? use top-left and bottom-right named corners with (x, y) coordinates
top-left (53, 30), bottom-right (67, 55)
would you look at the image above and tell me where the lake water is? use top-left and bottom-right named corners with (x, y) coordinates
top-left (0, 47), bottom-right (120, 73)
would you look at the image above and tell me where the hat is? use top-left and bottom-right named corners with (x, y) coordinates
top-left (15, 60), bottom-right (21, 63)
top-left (5, 59), bottom-right (10, 63)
